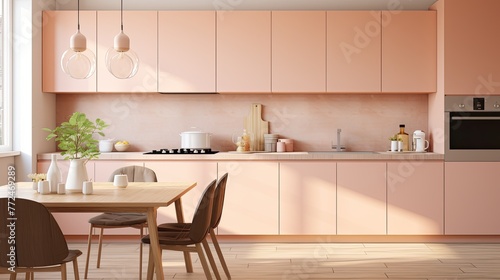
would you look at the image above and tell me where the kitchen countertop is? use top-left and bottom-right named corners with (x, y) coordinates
top-left (38, 151), bottom-right (444, 161)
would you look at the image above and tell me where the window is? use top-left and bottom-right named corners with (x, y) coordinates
top-left (0, 0), bottom-right (11, 151)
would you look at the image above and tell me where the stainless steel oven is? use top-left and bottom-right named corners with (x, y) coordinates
top-left (445, 96), bottom-right (500, 161)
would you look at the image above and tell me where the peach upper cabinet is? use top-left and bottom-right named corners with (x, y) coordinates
top-left (272, 11), bottom-right (326, 93)
top-left (327, 11), bottom-right (382, 92)
top-left (327, 11), bottom-right (436, 93)
top-left (216, 11), bottom-right (271, 93)
top-left (437, 0), bottom-right (500, 95)
top-left (42, 11), bottom-right (97, 93)
top-left (158, 11), bottom-right (216, 93)
top-left (97, 11), bottom-right (157, 93)
top-left (381, 11), bottom-right (437, 93)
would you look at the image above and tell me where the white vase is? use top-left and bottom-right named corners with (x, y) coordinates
top-left (65, 159), bottom-right (88, 193)
top-left (47, 154), bottom-right (62, 193)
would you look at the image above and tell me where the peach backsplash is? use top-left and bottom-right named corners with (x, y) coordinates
top-left (56, 93), bottom-right (428, 153)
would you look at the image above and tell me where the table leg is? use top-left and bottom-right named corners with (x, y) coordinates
top-left (174, 198), bottom-right (194, 273)
top-left (147, 208), bottom-right (164, 280)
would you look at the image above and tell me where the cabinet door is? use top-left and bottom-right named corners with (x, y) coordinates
top-left (217, 161), bottom-right (279, 235)
top-left (97, 11), bottom-right (157, 92)
top-left (42, 11), bottom-right (97, 93)
top-left (280, 162), bottom-right (336, 234)
top-left (272, 11), bottom-right (326, 93)
top-left (144, 161), bottom-right (217, 225)
top-left (327, 11), bottom-right (381, 93)
top-left (442, 0), bottom-right (500, 95)
top-left (217, 11), bottom-right (271, 93)
top-left (387, 161), bottom-right (444, 234)
top-left (337, 161), bottom-right (386, 234)
top-left (158, 11), bottom-right (215, 93)
top-left (445, 162), bottom-right (500, 234)
top-left (382, 11), bottom-right (436, 93)
top-left (38, 159), bottom-right (96, 235)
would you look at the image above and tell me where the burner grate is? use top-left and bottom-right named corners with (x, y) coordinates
top-left (143, 148), bottom-right (218, 155)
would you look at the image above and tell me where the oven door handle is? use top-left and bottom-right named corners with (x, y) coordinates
top-left (451, 116), bottom-right (500, 120)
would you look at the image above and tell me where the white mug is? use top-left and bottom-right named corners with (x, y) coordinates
top-left (83, 181), bottom-right (93, 195)
top-left (57, 183), bottom-right (66, 194)
top-left (414, 138), bottom-right (430, 152)
top-left (38, 181), bottom-right (50, 194)
top-left (113, 174), bottom-right (128, 188)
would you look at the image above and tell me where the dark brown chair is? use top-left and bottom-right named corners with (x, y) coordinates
top-left (0, 197), bottom-right (82, 280)
top-left (157, 173), bottom-right (230, 279)
top-left (84, 165), bottom-right (157, 279)
top-left (142, 179), bottom-right (217, 280)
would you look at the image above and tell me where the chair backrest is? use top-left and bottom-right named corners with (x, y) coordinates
top-left (108, 165), bottom-right (158, 182)
top-left (210, 173), bottom-right (229, 229)
top-left (189, 179), bottom-right (217, 243)
top-left (0, 198), bottom-right (69, 268)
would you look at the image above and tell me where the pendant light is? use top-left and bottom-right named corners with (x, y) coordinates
top-left (60, 0), bottom-right (96, 79)
top-left (105, 0), bottom-right (139, 79)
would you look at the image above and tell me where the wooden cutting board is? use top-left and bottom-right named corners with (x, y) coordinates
top-left (244, 104), bottom-right (269, 151)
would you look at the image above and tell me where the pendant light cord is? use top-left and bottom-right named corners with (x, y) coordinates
top-left (120, 0), bottom-right (124, 32)
top-left (77, 0), bottom-right (80, 31)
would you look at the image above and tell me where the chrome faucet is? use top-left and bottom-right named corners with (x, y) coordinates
top-left (336, 128), bottom-right (341, 152)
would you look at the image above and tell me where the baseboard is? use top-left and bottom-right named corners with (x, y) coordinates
top-left (65, 234), bottom-right (500, 243)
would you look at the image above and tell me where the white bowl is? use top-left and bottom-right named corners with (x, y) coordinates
top-left (99, 140), bottom-right (114, 152)
top-left (114, 143), bottom-right (130, 152)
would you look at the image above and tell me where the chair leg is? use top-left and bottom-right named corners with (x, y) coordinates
top-left (61, 263), bottom-right (67, 280)
top-left (96, 227), bottom-right (105, 268)
top-left (139, 226), bottom-right (144, 280)
top-left (84, 224), bottom-right (94, 279)
top-left (73, 258), bottom-right (81, 280)
top-left (202, 239), bottom-right (221, 280)
top-left (195, 243), bottom-right (212, 280)
top-left (210, 228), bottom-right (231, 279)
top-left (183, 250), bottom-right (193, 273)
top-left (146, 245), bottom-right (154, 280)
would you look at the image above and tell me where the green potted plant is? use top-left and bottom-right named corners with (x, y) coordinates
top-left (44, 112), bottom-right (108, 193)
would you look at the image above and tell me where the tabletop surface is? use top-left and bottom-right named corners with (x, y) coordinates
top-left (0, 182), bottom-right (197, 209)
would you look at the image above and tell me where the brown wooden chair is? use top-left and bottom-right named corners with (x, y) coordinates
top-left (84, 165), bottom-right (157, 279)
top-left (142, 179), bottom-right (217, 280)
top-left (157, 173), bottom-right (231, 279)
top-left (0, 197), bottom-right (82, 280)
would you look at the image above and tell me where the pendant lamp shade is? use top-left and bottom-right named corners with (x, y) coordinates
top-left (105, 0), bottom-right (139, 79)
top-left (60, 0), bottom-right (96, 79)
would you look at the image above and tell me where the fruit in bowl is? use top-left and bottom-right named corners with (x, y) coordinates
top-left (114, 140), bottom-right (130, 152)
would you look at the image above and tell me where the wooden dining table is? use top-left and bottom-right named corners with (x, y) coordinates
top-left (0, 181), bottom-right (197, 280)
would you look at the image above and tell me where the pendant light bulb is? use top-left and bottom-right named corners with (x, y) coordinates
top-left (60, 0), bottom-right (96, 79)
top-left (105, 0), bottom-right (139, 79)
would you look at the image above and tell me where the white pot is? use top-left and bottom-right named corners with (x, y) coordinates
top-left (65, 159), bottom-right (89, 193)
top-left (180, 131), bottom-right (211, 149)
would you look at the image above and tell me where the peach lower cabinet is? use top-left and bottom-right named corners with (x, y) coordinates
top-left (38, 159), bottom-right (445, 236)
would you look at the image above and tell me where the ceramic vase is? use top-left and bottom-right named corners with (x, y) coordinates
top-left (47, 154), bottom-right (62, 193)
top-left (65, 159), bottom-right (88, 193)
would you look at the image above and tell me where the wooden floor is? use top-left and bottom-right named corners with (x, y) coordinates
top-left (3, 240), bottom-right (500, 279)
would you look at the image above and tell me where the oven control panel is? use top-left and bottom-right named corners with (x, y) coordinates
top-left (445, 96), bottom-right (500, 112)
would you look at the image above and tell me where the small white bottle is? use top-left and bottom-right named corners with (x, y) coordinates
top-left (46, 154), bottom-right (62, 194)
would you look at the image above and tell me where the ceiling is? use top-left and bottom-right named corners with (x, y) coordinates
top-left (58, 0), bottom-right (439, 11)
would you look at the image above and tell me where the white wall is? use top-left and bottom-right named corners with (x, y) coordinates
top-left (12, 0), bottom-right (57, 180)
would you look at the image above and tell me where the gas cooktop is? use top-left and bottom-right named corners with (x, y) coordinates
top-left (143, 148), bottom-right (219, 155)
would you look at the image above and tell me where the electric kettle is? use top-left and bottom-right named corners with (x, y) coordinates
top-left (412, 130), bottom-right (429, 152)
